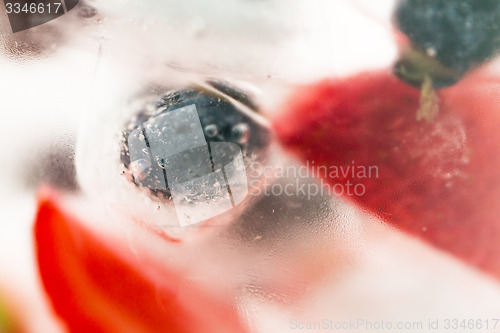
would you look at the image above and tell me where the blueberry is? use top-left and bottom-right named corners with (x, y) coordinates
top-left (394, 0), bottom-right (500, 87)
top-left (120, 81), bottom-right (272, 200)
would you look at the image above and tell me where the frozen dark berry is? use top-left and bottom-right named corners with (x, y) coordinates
top-left (120, 81), bottom-right (272, 200)
top-left (394, 0), bottom-right (500, 87)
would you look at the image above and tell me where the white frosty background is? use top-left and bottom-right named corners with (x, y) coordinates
top-left (0, 0), bottom-right (500, 332)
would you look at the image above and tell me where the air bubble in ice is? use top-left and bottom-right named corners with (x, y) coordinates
top-left (232, 123), bottom-right (250, 144)
top-left (204, 124), bottom-right (218, 138)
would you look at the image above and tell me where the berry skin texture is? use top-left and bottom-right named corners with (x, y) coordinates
top-left (395, 0), bottom-right (500, 76)
top-left (274, 67), bottom-right (500, 279)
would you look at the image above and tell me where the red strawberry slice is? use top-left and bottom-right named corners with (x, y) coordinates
top-left (274, 67), bottom-right (500, 278)
top-left (34, 187), bottom-right (247, 333)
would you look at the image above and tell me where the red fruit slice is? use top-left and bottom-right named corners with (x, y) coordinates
top-left (34, 187), bottom-right (247, 333)
top-left (274, 68), bottom-right (500, 278)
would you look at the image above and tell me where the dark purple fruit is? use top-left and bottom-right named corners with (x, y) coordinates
top-left (120, 81), bottom-right (271, 199)
top-left (394, 0), bottom-right (500, 87)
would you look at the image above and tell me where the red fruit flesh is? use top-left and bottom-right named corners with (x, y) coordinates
top-left (34, 188), bottom-right (247, 333)
top-left (274, 68), bottom-right (500, 278)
